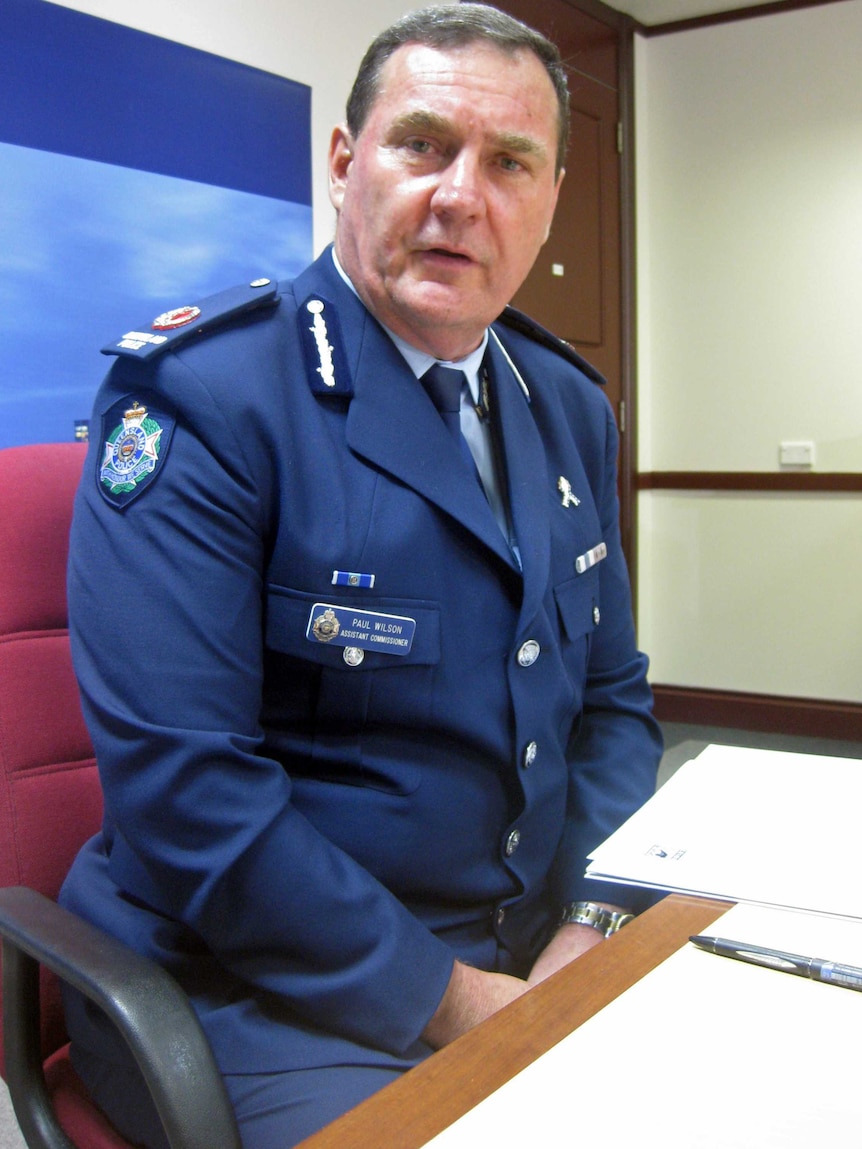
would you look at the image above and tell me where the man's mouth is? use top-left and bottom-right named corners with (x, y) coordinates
top-left (419, 247), bottom-right (475, 268)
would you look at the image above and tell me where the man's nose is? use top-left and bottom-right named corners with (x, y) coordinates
top-left (430, 152), bottom-right (487, 218)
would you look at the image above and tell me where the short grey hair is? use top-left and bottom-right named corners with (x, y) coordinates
top-left (345, 4), bottom-right (570, 176)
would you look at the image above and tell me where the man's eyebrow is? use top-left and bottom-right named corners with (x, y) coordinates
top-left (388, 109), bottom-right (453, 137)
top-left (492, 131), bottom-right (548, 161)
top-left (387, 110), bottom-right (548, 160)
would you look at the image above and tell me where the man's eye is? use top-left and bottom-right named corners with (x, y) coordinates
top-left (406, 139), bottom-right (434, 154)
top-left (499, 156), bottom-right (524, 173)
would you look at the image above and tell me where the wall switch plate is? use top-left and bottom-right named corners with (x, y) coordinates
top-left (779, 440), bottom-right (815, 468)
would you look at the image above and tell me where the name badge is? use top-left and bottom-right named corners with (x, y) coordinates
top-left (306, 603), bottom-right (416, 656)
top-left (575, 541), bottom-right (607, 574)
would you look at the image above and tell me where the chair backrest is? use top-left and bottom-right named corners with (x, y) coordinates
top-left (0, 442), bottom-right (103, 1071)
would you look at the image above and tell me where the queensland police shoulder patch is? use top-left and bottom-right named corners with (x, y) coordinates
top-left (98, 396), bottom-right (175, 508)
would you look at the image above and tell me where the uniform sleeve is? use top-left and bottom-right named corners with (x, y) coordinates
top-left (67, 351), bottom-right (454, 1055)
top-left (550, 395), bottom-right (663, 913)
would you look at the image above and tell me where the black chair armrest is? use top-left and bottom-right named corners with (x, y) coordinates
top-left (0, 886), bottom-right (241, 1149)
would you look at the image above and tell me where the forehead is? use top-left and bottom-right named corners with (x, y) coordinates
top-left (369, 40), bottom-right (559, 138)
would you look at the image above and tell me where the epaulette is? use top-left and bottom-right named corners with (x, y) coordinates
top-left (496, 305), bottom-right (606, 386)
top-left (101, 277), bottom-right (279, 361)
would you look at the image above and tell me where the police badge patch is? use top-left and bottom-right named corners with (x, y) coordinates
top-left (98, 396), bottom-right (175, 508)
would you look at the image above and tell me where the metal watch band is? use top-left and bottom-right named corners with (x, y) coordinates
top-left (559, 900), bottom-right (635, 937)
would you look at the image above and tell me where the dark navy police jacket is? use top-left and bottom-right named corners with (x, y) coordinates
top-left (61, 248), bottom-right (662, 1076)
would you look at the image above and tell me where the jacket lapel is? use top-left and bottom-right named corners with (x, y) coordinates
top-left (292, 252), bottom-right (524, 571)
top-left (348, 331), bottom-right (515, 567)
top-left (486, 330), bottom-right (551, 622)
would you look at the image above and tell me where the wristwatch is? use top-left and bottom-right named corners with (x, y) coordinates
top-left (559, 900), bottom-right (634, 937)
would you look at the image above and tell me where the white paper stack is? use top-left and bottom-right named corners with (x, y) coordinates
top-left (586, 743), bottom-right (862, 919)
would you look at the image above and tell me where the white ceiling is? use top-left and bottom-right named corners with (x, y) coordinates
top-left (608, 0), bottom-right (772, 26)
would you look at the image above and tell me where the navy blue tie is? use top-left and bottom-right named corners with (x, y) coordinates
top-left (421, 364), bottom-right (475, 471)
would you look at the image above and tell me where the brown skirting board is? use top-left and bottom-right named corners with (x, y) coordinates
top-left (652, 685), bottom-right (862, 742)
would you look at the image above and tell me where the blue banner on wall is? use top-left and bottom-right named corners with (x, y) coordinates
top-left (0, 0), bottom-right (313, 447)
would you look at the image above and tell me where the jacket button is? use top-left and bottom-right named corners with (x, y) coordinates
top-left (593, 605), bottom-right (601, 626)
top-left (523, 741), bottom-right (538, 769)
top-left (495, 906), bottom-right (506, 927)
top-left (517, 640), bottom-right (540, 667)
top-left (505, 829), bottom-right (521, 856)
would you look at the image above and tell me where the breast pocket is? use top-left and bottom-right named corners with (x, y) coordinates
top-left (264, 584), bottom-right (441, 793)
top-left (556, 560), bottom-right (601, 636)
top-left (553, 562), bottom-right (601, 693)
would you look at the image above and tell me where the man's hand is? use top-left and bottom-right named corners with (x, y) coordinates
top-left (528, 902), bottom-right (631, 985)
top-left (527, 922), bottom-right (604, 985)
top-left (423, 902), bottom-right (632, 1047)
top-left (422, 960), bottom-right (527, 1049)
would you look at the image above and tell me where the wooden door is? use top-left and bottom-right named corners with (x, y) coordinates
top-left (491, 0), bottom-right (632, 558)
top-left (506, 1), bottom-right (621, 408)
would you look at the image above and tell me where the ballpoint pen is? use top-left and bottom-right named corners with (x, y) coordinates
top-left (689, 934), bottom-right (862, 992)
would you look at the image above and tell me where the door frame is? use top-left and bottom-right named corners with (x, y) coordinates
top-left (548, 0), bottom-right (640, 584)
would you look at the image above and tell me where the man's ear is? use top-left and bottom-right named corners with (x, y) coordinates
top-left (328, 125), bottom-right (354, 211)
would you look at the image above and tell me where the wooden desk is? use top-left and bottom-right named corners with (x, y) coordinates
top-left (297, 894), bottom-right (730, 1149)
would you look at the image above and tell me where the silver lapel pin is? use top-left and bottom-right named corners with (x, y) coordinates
top-left (558, 476), bottom-right (580, 508)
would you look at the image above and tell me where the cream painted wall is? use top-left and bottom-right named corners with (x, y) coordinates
top-left (637, 0), bottom-right (862, 473)
top-left (639, 492), bottom-right (862, 702)
top-left (50, 0), bottom-right (453, 256)
top-left (635, 0), bottom-right (862, 702)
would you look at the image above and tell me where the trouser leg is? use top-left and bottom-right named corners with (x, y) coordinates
top-left (64, 985), bottom-right (422, 1149)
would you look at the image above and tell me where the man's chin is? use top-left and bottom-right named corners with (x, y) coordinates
top-left (399, 277), bottom-right (492, 324)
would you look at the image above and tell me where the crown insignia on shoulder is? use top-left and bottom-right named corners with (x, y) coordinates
top-left (102, 278), bottom-right (279, 361)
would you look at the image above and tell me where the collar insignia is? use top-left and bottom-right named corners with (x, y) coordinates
top-left (298, 295), bottom-right (353, 396)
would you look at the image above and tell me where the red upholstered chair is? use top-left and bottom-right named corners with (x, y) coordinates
top-left (0, 443), bottom-right (240, 1149)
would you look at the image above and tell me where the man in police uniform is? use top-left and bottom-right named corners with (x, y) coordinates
top-left (61, 6), bottom-right (662, 1147)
